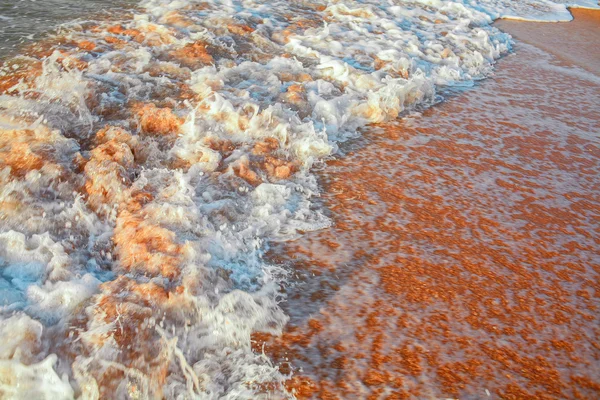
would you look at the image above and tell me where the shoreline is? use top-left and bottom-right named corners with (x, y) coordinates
top-left (262, 10), bottom-right (600, 399)
top-left (0, 2), bottom-right (598, 398)
top-left (495, 8), bottom-right (600, 75)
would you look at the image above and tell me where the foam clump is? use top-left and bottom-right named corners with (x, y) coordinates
top-left (0, 314), bottom-right (42, 362)
top-left (0, 315), bottom-right (72, 399)
top-left (0, 355), bottom-right (74, 400)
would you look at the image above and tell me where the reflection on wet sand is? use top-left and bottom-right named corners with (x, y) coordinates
top-left (259, 22), bottom-right (600, 400)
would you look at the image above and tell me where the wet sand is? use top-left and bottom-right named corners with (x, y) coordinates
top-left (257, 10), bottom-right (600, 400)
top-left (0, 1), bottom-right (526, 397)
top-left (496, 9), bottom-right (600, 75)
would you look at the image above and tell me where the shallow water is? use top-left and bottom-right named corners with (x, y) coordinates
top-left (0, 0), bottom-right (599, 398)
top-left (264, 41), bottom-right (600, 399)
top-left (496, 8), bottom-right (600, 75)
top-left (0, 0), bottom-right (135, 59)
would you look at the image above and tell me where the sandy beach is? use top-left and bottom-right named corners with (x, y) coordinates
top-left (259, 9), bottom-right (600, 399)
top-left (0, 1), bottom-right (598, 398)
top-left (496, 9), bottom-right (600, 75)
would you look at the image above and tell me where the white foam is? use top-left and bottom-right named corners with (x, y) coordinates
top-left (558, 0), bottom-right (600, 10)
top-left (0, 355), bottom-right (74, 400)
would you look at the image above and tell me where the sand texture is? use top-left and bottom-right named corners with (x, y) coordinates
top-left (260, 13), bottom-right (600, 399)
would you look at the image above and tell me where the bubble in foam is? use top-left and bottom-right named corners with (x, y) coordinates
top-left (0, 354), bottom-right (74, 400)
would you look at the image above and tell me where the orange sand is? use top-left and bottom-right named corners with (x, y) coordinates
top-left (1, 4), bottom-right (598, 398)
top-left (256, 13), bottom-right (600, 400)
top-left (495, 9), bottom-right (600, 75)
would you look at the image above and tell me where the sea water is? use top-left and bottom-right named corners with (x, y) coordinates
top-left (0, 0), bottom-right (598, 398)
top-left (0, 0), bottom-right (136, 59)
